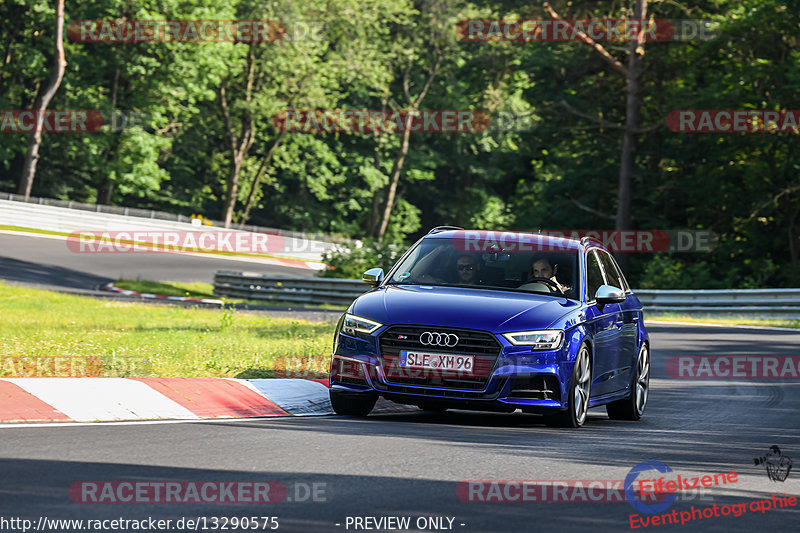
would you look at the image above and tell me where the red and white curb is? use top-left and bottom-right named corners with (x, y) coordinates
top-left (100, 282), bottom-right (225, 304)
top-left (0, 377), bottom-right (413, 423)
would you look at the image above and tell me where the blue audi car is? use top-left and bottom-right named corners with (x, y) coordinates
top-left (328, 227), bottom-right (650, 427)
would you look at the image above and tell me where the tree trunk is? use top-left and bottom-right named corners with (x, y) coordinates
top-left (240, 73), bottom-right (310, 225)
top-left (365, 140), bottom-right (384, 236)
top-left (373, 51), bottom-right (441, 242)
top-left (614, 0), bottom-right (647, 272)
top-left (17, 0), bottom-right (66, 199)
top-left (376, 116), bottom-right (413, 242)
top-left (97, 67), bottom-right (120, 205)
top-left (789, 206), bottom-right (799, 265)
top-left (223, 159), bottom-right (243, 226)
top-left (218, 82), bottom-right (254, 227)
top-left (97, 179), bottom-right (114, 205)
top-left (367, 189), bottom-right (383, 237)
top-left (240, 130), bottom-right (286, 223)
top-left (219, 46), bottom-right (256, 228)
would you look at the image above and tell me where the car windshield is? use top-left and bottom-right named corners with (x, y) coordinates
top-left (387, 237), bottom-right (580, 300)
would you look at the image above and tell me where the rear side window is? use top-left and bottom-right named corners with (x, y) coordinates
top-left (597, 250), bottom-right (624, 290)
top-left (586, 251), bottom-right (604, 301)
top-left (607, 253), bottom-right (630, 291)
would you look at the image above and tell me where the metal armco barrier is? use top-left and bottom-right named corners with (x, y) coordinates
top-left (635, 289), bottom-right (800, 319)
top-left (214, 272), bottom-right (368, 307)
top-left (0, 192), bottom-right (352, 244)
top-left (214, 273), bottom-right (800, 318)
top-left (0, 197), bottom-right (344, 262)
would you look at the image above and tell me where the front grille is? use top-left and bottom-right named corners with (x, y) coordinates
top-left (373, 378), bottom-right (507, 399)
top-left (378, 325), bottom-right (502, 390)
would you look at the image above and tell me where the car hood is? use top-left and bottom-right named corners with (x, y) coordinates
top-left (350, 285), bottom-right (579, 332)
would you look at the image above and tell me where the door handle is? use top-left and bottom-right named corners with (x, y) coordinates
top-left (632, 316), bottom-right (640, 322)
top-left (615, 320), bottom-right (624, 327)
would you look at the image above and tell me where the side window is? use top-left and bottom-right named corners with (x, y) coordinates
top-left (608, 253), bottom-right (630, 291)
top-left (586, 250), bottom-right (604, 301)
top-left (597, 250), bottom-right (624, 290)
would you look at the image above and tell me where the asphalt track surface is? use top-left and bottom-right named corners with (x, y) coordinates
top-left (0, 232), bottom-right (315, 291)
top-left (1, 323), bottom-right (799, 532)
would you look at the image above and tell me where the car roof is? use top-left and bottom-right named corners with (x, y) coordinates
top-left (424, 229), bottom-right (589, 251)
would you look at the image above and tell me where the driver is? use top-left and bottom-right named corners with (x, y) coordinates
top-left (455, 253), bottom-right (483, 285)
top-left (527, 257), bottom-right (570, 293)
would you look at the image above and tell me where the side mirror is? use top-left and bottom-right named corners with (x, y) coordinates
top-left (595, 284), bottom-right (625, 310)
top-left (362, 267), bottom-right (385, 288)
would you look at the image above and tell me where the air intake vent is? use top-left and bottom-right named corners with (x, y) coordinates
top-left (508, 375), bottom-right (561, 401)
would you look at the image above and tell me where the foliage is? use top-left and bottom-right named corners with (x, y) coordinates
top-left (320, 239), bottom-right (405, 279)
top-left (2, 0), bottom-right (800, 287)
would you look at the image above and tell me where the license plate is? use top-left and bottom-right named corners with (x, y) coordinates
top-left (399, 351), bottom-right (474, 373)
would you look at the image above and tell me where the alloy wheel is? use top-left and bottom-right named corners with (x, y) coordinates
top-left (635, 344), bottom-right (650, 416)
top-left (574, 346), bottom-right (591, 425)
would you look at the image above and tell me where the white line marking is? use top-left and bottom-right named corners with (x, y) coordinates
top-left (645, 320), bottom-right (799, 332)
top-left (0, 416), bottom-right (305, 429)
top-left (0, 229), bottom-right (317, 269)
top-left (0, 229), bottom-right (66, 241)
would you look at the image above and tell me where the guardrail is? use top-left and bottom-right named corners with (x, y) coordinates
top-left (214, 272), bottom-right (368, 307)
top-left (635, 289), bottom-right (800, 319)
top-left (0, 192), bottom-right (354, 244)
top-left (214, 273), bottom-right (800, 319)
top-left (0, 197), bottom-right (346, 262)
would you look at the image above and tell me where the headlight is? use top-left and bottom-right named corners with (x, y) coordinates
top-left (341, 313), bottom-right (382, 336)
top-left (502, 330), bottom-right (564, 349)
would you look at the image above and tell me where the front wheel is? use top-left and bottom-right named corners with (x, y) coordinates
top-left (607, 342), bottom-right (649, 420)
top-left (330, 391), bottom-right (377, 417)
top-left (544, 343), bottom-right (591, 428)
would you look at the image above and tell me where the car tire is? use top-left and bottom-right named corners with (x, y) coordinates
top-left (544, 343), bottom-right (591, 428)
top-left (329, 391), bottom-right (377, 417)
top-left (606, 342), bottom-right (649, 421)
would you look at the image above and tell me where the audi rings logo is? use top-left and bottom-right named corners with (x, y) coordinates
top-left (419, 332), bottom-right (459, 347)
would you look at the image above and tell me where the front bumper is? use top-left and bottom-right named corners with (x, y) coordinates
top-left (330, 326), bottom-right (575, 413)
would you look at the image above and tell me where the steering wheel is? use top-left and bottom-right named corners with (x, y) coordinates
top-left (519, 277), bottom-right (564, 295)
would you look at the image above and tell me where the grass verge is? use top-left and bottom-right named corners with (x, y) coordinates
top-left (0, 281), bottom-right (335, 378)
top-left (645, 314), bottom-right (800, 329)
